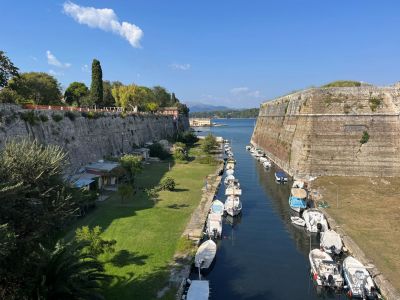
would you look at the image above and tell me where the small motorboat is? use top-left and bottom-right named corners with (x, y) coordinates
top-left (290, 216), bottom-right (306, 227)
top-left (245, 145), bottom-right (251, 151)
top-left (185, 279), bottom-right (209, 300)
top-left (309, 248), bottom-right (343, 288)
top-left (343, 256), bottom-right (377, 299)
top-left (210, 199), bottom-right (224, 216)
top-left (259, 157), bottom-right (268, 163)
top-left (224, 174), bottom-right (235, 185)
top-left (275, 170), bottom-right (288, 182)
top-left (206, 212), bottom-right (222, 239)
top-left (303, 208), bottom-right (329, 233)
top-left (224, 195), bottom-right (242, 216)
top-left (226, 158), bottom-right (236, 170)
top-left (195, 240), bottom-right (217, 270)
top-left (262, 160), bottom-right (272, 168)
top-left (320, 229), bottom-right (343, 255)
top-left (289, 188), bottom-right (308, 212)
top-left (226, 169), bottom-right (234, 176)
top-left (225, 181), bottom-right (242, 196)
top-left (255, 149), bottom-right (264, 157)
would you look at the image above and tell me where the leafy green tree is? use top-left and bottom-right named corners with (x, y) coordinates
top-left (152, 86), bottom-right (171, 107)
top-left (202, 133), bottom-right (218, 154)
top-left (75, 226), bottom-right (116, 256)
top-left (146, 102), bottom-right (159, 112)
top-left (34, 241), bottom-right (109, 300)
top-left (7, 72), bottom-right (62, 105)
top-left (148, 143), bottom-right (171, 160)
top-left (90, 59), bottom-right (103, 106)
top-left (0, 139), bottom-right (75, 298)
top-left (117, 183), bottom-right (134, 203)
top-left (0, 51), bottom-right (19, 88)
top-left (120, 154), bottom-right (143, 183)
top-left (0, 87), bottom-right (23, 104)
top-left (177, 102), bottom-right (189, 116)
top-left (102, 80), bottom-right (117, 107)
top-left (64, 81), bottom-right (89, 106)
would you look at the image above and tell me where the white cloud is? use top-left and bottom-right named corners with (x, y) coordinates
top-left (81, 64), bottom-right (89, 72)
top-left (230, 87), bottom-right (249, 95)
top-left (170, 63), bottom-right (191, 71)
top-left (230, 87), bottom-right (262, 98)
top-left (63, 1), bottom-right (143, 48)
top-left (48, 69), bottom-right (64, 76)
top-left (46, 50), bottom-right (71, 68)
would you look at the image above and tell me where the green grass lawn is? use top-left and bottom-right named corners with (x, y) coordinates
top-left (65, 156), bottom-right (216, 299)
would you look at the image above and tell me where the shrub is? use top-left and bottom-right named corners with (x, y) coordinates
top-left (369, 97), bottom-right (382, 112)
top-left (173, 142), bottom-right (188, 161)
top-left (148, 143), bottom-right (171, 160)
top-left (159, 177), bottom-right (176, 191)
top-left (39, 114), bottom-right (48, 122)
top-left (322, 80), bottom-right (362, 88)
top-left (145, 188), bottom-right (159, 202)
top-left (52, 114), bottom-right (63, 122)
top-left (177, 131), bottom-right (198, 145)
top-left (202, 133), bottom-right (218, 154)
top-left (65, 111), bottom-right (77, 121)
top-left (360, 131), bottom-right (370, 144)
top-left (19, 111), bottom-right (39, 125)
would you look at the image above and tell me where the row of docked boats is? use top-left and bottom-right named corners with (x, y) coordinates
top-left (246, 143), bottom-right (379, 299)
top-left (185, 141), bottom-right (242, 299)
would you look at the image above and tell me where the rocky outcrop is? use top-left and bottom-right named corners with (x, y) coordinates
top-left (251, 86), bottom-right (400, 177)
top-left (0, 104), bottom-right (189, 171)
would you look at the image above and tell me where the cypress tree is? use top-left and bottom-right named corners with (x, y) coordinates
top-left (90, 59), bottom-right (103, 106)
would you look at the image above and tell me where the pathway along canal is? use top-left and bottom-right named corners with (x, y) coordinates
top-left (196, 119), bottom-right (346, 300)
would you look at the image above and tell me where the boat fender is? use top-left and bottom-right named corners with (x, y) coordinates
top-left (313, 273), bottom-right (318, 281)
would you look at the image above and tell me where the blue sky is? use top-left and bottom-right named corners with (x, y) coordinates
top-left (1, 1), bottom-right (400, 108)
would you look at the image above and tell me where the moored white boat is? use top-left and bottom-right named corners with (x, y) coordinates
top-left (224, 174), bottom-right (235, 185)
top-left (225, 182), bottom-right (242, 196)
top-left (195, 240), bottom-right (217, 270)
top-left (225, 169), bottom-right (234, 176)
top-left (224, 195), bottom-right (242, 216)
top-left (245, 145), bottom-right (251, 151)
top-left (262, 160), bottom-right (272, 168)
top-left (343, 256), bottom-right (377, 299)
top-left (292, 180), bottom-right (305, 189)
top-left (185, 280), bottom-right (209, 300)
top-left (303, 208), bottom-right (329, 233)
top-left (290, 216), bottom-right (306, 227)
top-left (289, 188), bottom-right (308, 212)
top-left (259, 157), bottom-right (268, 163)
top-left (309, 248), bottom-right (343, 288)
top-left (206, 212), bottom-right (222, 239)
top-left (210, 199), bottom-right (224, 216)
top-left (320, 229), bottom-right (343, 255)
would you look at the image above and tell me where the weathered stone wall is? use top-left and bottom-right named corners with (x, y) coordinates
top-left (0, 104), bottom-right (189, 171)
top-left (251, 86), bottom-right (400, 177)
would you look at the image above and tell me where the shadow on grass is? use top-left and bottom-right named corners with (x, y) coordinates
top-left (173, 188), bottom-right (189, 192)
top-left (104, 266), bottom-right (171, 299)
top-left (167, 203), bottom-right (190, 210)
top-left (109, 250), bottom-right (150, 267)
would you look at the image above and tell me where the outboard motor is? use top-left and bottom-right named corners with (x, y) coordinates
top-left (213, 228), bottom-right (218, 239)
top-left (328, 274), bottom-right (334, 286)
top-left (330, 245), bottom-right (336, 254)
top-left (317, 223), bottom-right (323, 232)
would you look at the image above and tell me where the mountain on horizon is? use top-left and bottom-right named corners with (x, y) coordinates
top-left (185, 102), bottom-right (231, 113)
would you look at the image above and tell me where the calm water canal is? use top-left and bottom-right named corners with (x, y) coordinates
top-left (196, 119), bottom-right (345, 300)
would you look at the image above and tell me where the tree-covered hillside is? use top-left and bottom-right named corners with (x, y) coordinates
top-left (190, 107), bottom-right (259, 118)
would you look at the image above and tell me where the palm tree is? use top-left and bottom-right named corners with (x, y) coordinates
top-left (35, 241), bottom-right (109, 300)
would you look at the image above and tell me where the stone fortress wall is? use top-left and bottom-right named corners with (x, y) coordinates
top-left (0, 104), bottom-right (189, 171)
top-left (251, 85), bottom-right (400, 177)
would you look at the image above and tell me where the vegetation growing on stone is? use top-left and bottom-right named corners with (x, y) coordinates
top-left (369, 97), bottom-right (382, 112)
top-left (52, 113), bottom-right (63, 122)
top-left (360, 130), bottom-right (370, 144)
top-left (19, 110), bottom-right (39, 125)
top-left (322, 80), bottom-right (362, 88)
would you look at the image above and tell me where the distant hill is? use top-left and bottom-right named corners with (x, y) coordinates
top-left (185, 102), bottom-right (231, 113)
top-left (190, 108), bottom-right (259, 118)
